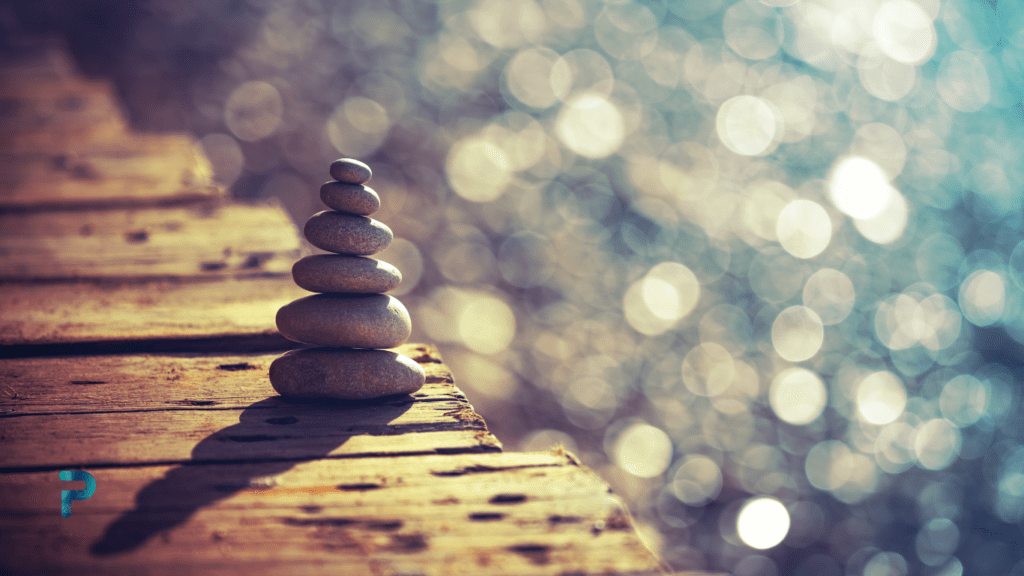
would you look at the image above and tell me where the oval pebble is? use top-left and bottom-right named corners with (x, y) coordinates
top-left (292, 254), bottom-right (401, 294)
top-left (276, 293), bottom-right (411, 348)
top-left (304, 211), bottom-right (392, 255)
top-left (270, 348), bottom-right (425, 399)
top-left (320, 181), bottom-right (380, 215)
top-left (329, 158), bottom-right (372, 184)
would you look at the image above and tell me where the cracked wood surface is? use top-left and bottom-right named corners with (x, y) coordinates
top-left (0, 201), bottom-right (302, 281)
top-left (0, 344), bottom-right (671, 576)
top-left (0, 344), bottom-right (501, 472)
top-left (0, 276), bottom-right (310, 349)
top-left (0, 451), bottom-right (670, 576)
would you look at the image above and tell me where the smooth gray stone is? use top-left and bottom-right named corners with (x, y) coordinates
top-left (329, 158), bottom-right (372, 184)
top-left (304, 211), bottom-right (392, 255)
top-left (276, 293), bottom-right (411, 348)
top-left (320, 181), bottom-right (380, 216)
top-left (270, 348), bottom-right (425, 399)
top-left (292, 254), bottom-right (401, 294)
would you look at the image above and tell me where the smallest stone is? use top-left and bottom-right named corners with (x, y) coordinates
top-left (329, 158), bottom-right (372, 184)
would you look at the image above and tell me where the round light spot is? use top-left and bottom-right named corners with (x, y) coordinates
top-left (857, 371), bottom-right (906, 425)
top-left (457, 294), bottom-right (516, 354)
top-left (770, 368), bottom-right (827, 425)
top-left (914, 294), bottom-right (963, 351)
top-left (614, 423), bottom-right (673, 478)
top-left (716, 95), bottom-right (780, 156)
top-left (776, 199), bottom-right (832, 259)
top-left (550, 49), bottom-right (615, 100)
top-left (802, 268), bottom-right (855, 325)
top-left (771, 306), bottom-right (824, 362)
top-left (858, 52), bottom-right (917, 103)
top-left (939, 375), bottom-right (988, 428)
top-left (873, 0), bottom-right (936, 65)
top-left (682, 342), bottom-right (735, 397)
top-left (853, 189), bottom-right (909, 245)
top-left (737, 497), bottom-right (790, 550)
top-left (624, 262), bottom-right (700, 336)
top-left (849, 122), bottom-right (907, 180)
top-left (445, 137), bottom-right (512, 202)
top-left (672, 455), bottom-right (723, 505)
top-left (722, 0), bottom-right (782, 60)
top-left (829, 156), bottom-right (894, 220)
top-left (959, 270), bottom-right (1005, 327)
top-left (594, 2), bottom-right (660, 61)
top-left (643, 262), bottom-right (701, 321)
top-left (555, 93), bottom-right (624, 158)
top-left (914, 419), bottom-right (962, 470)
top-left (326, 97), bottom-right (391, 157)
top-left (916, 518), bottom-right (960, 567)
top-left (224, 81), bottom-right (283, 142)
top-left (804, 440), bottom-right (879, 503)
top-left (863, 552), bottom-right (910, 576)
top-left (504, 47), bottom-right (561, 108)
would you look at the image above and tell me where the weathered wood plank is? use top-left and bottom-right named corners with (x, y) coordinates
top-left (0, 344), bottom-right (500, 470)
top-left (0, 276), bottom-right (310, 348)
top-left (0, 143), bottom-right (221, 209)
top-left (0, 344), bottom-right (456, 415)
top-left (0, 451), bottom-right (674, 575)
top-left (0, 201), bottom-right (301, 280)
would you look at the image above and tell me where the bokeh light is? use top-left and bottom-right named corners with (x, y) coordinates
top-left (736, 497), bottom-right (790, 550)
top-left (613, 422), bottom-right (673, 479)
top-left (769, 367), bottom-right (827, 425)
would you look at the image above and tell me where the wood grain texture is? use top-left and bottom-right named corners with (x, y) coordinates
top-left (0, 345), bottom-right (501, 471)
top-left (0, 201), bottom-right (302, 281)
top-left (0, 344), bottom-right (676, 575)
top-left (0, 344), bottom-right (457, 416)
top-left (0, 451), bottom-right (676, 576)
top-left (0, 276), bottom-right (310, 348)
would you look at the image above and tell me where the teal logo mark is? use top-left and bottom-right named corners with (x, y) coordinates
top-left (60, 470), bottom-right (96, 517)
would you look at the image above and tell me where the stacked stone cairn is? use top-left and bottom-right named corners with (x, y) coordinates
top-left (269, 158), bottom-right (426, 399)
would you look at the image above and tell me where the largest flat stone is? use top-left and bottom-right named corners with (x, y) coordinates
top-left (269, 348), bottom-right (426, 399)
top-left (276, 293), bottom-right (411, 348)
top-left (304, 211), bottom-right (392, 256)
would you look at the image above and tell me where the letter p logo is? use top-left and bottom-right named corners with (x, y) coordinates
top-left (59, 470), bottom-right (96, 518)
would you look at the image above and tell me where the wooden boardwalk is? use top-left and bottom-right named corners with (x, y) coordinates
top-left (1, 345), bottom-right (668, 575)
top-left (0, 41), bottom-right (684, 575)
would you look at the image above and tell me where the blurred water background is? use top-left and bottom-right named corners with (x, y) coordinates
top-left (7, 0), bottom-right (1024, 574)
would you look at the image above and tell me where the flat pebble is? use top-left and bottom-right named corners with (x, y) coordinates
top-left (329, 158), bottom-right (372, 184)
top-left (292, 254), bottom-right (401, 294)
top-left (320, 181), bottom-right (380, 215)
top-left (276, 293), bottom-right (411, 348)
top-left (304, 211), bottom-right (392, 255)
top-left (269, 348), bottom-right (425, 399)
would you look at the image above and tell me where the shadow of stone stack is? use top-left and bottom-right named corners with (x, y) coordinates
top-left (269, 159), bottom-right (425, 399)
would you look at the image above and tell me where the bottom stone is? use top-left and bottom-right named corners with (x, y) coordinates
top-left (269, 348), bottom-right (426, 399)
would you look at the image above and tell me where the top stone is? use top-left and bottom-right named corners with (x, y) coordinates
top-left (330, 158), bottom-right (372, 184)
